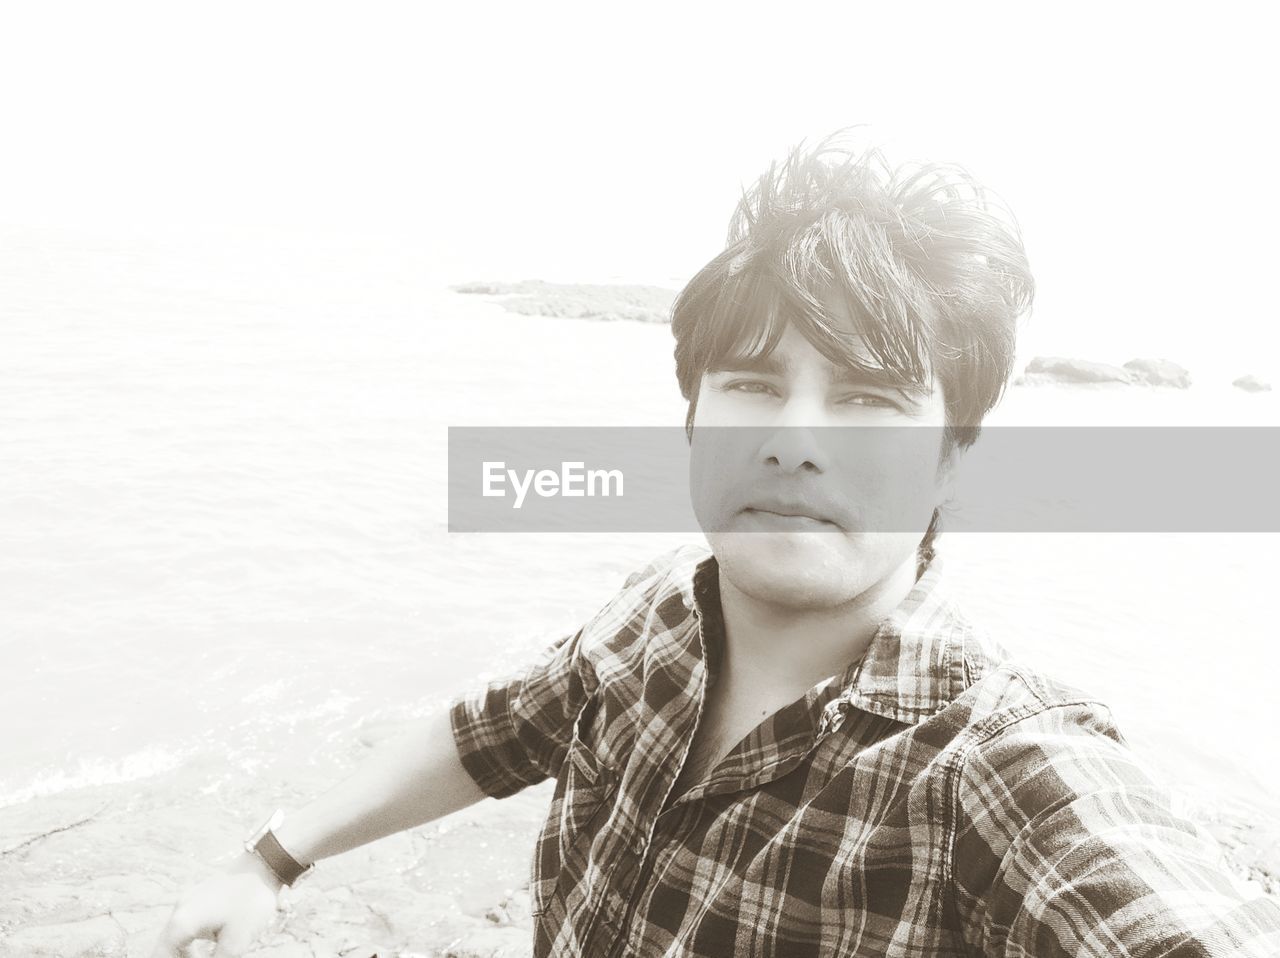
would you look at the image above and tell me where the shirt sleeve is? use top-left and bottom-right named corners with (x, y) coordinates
top-left (951, 702), bottom-right (1280, 957)
top-left (447, 623), bottom-right (598, 800)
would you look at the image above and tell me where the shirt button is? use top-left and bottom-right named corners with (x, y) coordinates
top-left (629, 830), bottom-right (648, 854)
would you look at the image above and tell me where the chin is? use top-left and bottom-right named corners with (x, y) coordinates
top-left (707, 530), bottom-right (871, 610)
top-left (706, 527), bottom-right (926, 611)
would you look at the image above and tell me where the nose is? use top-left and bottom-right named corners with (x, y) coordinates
top-left (758, 424), bottom-right (830, 474)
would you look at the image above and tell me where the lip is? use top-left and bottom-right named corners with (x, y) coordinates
top-left (740, 498), bottom-right (843, 529)
top-left (742, 508), bottom-right (839, 529)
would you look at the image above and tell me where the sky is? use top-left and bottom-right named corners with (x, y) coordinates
top-left (1, 1), bottom-right (1276, 378)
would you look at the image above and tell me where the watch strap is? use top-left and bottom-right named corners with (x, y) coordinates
top-left (251, 828), bottom-right (313, 887)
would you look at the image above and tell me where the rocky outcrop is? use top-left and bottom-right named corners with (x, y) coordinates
top-left (1123, 358), bottom-right (1192, 388)
top-left (454, 280), bottom-right (676, 324)
top-left (1019, 356), bottom-right (1134, 385)
top-left (1017, 356), bottom-right (1197, 388)
top-left (1233, 374), bottom-right (1273, 393)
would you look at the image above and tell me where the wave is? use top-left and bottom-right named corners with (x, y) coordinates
top-left (0, 745), bottom-right (189, 809)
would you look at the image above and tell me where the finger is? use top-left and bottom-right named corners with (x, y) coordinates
top-left (153, 905), bottom-right (220, 958)
top-left (151, 930), bottom-right (199, 958)
top-left (211, 922), bottom-right (255, 958)
top-left (151, 914), bottom-right (193, 958)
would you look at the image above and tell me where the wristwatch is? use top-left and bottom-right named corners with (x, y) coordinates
top-left (244, 809), bottom-right (314, 887)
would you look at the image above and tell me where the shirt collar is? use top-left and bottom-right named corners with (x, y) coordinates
top-left (679, 546), bottom-right (1002, 726)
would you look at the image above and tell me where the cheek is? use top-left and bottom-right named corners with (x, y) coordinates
top-left (690, 381), bottom-right (721, 426)
top-left (688, 428), bottom-right (744, 525)
top-left (836, 433), bottom-right (946, 529)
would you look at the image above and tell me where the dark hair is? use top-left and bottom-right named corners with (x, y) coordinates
top-left (671, 133), bottom-right (1035, 563)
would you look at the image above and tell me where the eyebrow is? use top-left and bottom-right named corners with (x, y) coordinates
top-left (709, 353), bottom-right (930, 398)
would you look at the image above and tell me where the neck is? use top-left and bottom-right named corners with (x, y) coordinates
top-left (715, 554), bottom-right (919, 701)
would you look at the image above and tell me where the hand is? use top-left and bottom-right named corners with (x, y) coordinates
top-left (151, 852), bottom-right (285, 958)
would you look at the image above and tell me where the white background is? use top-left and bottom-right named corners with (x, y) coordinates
top-left (2, 1), bottom-right (1277, 376)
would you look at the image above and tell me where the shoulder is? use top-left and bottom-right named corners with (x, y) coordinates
top-left (928, 654), bottom-right (1161, 834)
top-left (618, 541), bottom-right (711, 597)
top-left (945, 669), bottom-right (1271, 956)
top-left (947, 661), bottom-right (1167, 826)
top-left (576, 541), bottom-right (709, 661)
top-left (596, 541), bottom-right (709, 628)
top-left (946, 664), bottom-right (1190, 894)
top-left (956, 660), bottom-right (1116, 731)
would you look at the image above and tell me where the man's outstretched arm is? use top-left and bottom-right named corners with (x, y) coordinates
top-left (151, 707), bottom-right (489, 957)
top-left (152, 613), bottom-right (602, 957)
top-left (951, 703), bottom-right (1280, 957)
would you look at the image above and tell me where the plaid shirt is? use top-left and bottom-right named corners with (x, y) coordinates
top-left (449, 544), bottom-right (1280, 957)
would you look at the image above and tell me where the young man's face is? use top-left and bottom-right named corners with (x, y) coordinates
top-left (688, 300), bottom-right (955, 611)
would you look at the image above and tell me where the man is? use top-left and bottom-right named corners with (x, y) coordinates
top-left (154, 137), bottom-right (1280, 956)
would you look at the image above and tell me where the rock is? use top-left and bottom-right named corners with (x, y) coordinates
top-left (445, 925), bottom-right (533, 958)
top-left (1021, 356), bottom-right (1134, 385)
top-left (452, 280), bottom-right (676, 325)
top-left (244, 944), bottom-right (324, 958)
top-left (0, 915), bottom-right (127, 958)
top-left (1233, 374), bottom-right (1273, 393)
top-left (485, 889), bottom-right (533, 926)
top-left (0, 767), bottom-right (550, 958)
top-left (113, 906), bottom-right (179, 958)
top-left (1123, 358), bottom-right (1192, 388)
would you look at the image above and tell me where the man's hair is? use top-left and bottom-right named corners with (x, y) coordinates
top-left (671, 133), bottom-right (1035, 563)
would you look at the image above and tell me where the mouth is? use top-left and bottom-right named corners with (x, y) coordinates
top-left (741, 507), bottom-right (841, 530)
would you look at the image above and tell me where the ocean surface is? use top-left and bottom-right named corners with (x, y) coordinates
top-left (2, 227), bottom-right (1277, 830)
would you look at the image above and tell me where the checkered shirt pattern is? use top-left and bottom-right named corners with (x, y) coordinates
top-left (448, 544), bottom-right (1280, 956)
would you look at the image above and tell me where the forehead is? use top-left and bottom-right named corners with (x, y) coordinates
top-left (713, 325), bottom-right (865, 373)
top-left (710, 323), bottom-right (937, 401)
top-left (768, 322), bottom-right (871, 368)
top-left (685, 264), bottom-right (939, 397)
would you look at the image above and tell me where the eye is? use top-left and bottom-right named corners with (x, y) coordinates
top-left (722, 380), bottom-right (779, 397)
top-left (839, 392), bottom-right (902, 410)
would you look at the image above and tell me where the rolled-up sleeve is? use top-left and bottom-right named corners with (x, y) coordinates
top-left (951, 703), bottom-right (1280, 957)
top-left (448, 624), bottom-right (598, 800)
